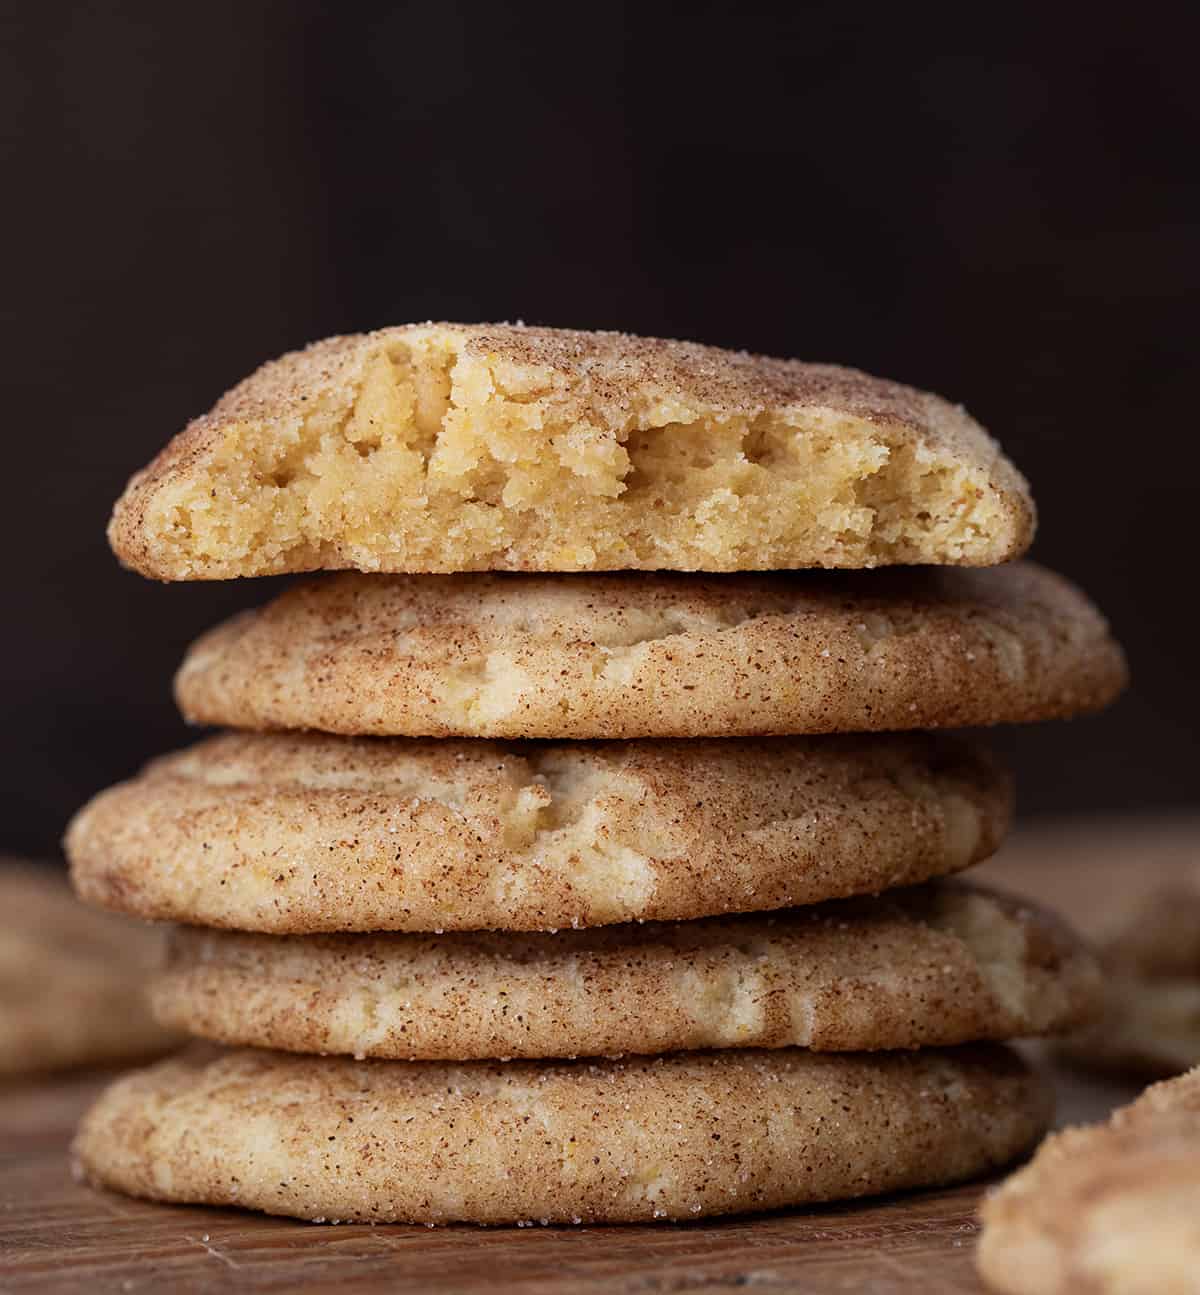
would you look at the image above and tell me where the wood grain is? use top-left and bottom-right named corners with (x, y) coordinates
top-left (2, 817), bottom-right (1183, 1294)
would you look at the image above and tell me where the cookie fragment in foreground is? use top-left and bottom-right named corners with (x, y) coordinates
top-left (978, 1066), bottom-right (1200, 1295)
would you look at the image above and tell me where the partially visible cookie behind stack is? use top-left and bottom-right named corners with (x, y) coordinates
top-left (66, 324), bottom-right (1126, 1224)
top-left (979, 819), bottom-right (1200, 1081)
top-left (0, 862), bottom-right (178, 1075)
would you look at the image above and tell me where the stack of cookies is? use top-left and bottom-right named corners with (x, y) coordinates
top-left (65, 324), bottom-right (1126, 1225)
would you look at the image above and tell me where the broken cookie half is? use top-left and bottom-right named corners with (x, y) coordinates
top-left (109, 323), bottom-right (1035, 580)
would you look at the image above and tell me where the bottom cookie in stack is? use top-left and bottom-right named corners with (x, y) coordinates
top-left (72, 879), bottom-right (1096, 1224)
top-left (74, 1044), bottom-right (1048, 1225)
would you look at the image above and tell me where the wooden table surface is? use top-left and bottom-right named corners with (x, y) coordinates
top-left (2, 816), bottom-right (1191, 1295)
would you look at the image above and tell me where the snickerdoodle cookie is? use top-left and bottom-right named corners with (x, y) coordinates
top-left (75, 1043), bottom-right (1049, 1224)
top-left (108, 323), bottom-right (1034, 580)
top-left (150, 880), bottom-right (1098, 1061)
top-left (976, 818), bottom-right (1200, 1079)
top-left (66, 731), bottom-right (1009, 933)
top-left (1061, 881), bottom-right (1200, 1079)
top-left (978, 1066), bottom-right (1200, 1295)
top-left (174, 564), bottom-right (1125, 740)
top-left (0, 862), bottom-right (178, 1074)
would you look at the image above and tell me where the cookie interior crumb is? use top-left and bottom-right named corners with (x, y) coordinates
top-left (110, 323), bottom-right (1034, 578)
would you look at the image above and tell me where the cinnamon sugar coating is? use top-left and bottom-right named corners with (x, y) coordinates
top-left (175, 563), bottom-right (1126, 739)
top-left (108, 323), bottom-right (1034, 579)
top-left (978, 1067), bottom-right (1200, 1295)
top-left (65, 730), bottom-right (1009, 933)
top-left (74, 1043), bottom-right (1049, 1224)
top-left (151, 880), bottom-right (1098, 1061)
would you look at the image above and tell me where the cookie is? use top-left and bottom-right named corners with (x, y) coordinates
top-left (1061, 883), bottom-right (1200, 1079)
top-left (0, 862), bottom-right (178, 1074)
top-left (107, 322), bottom-right (1035, 581)
top-left (977, 1066), bottom-right (1200, 1295)
top-left (150, 880), bottom-right (1098, 1061)
top-left (976, 818), bottom-right (1200, 1080)
top-left (1061, 978), bottom-right (1200, 1080)
top-left (74, 1043), bottom-right (1048, 1224)
top-left (174, 563), bottom-right (1125, 740)
top-left (66, 730), bottom-right (1010, 933)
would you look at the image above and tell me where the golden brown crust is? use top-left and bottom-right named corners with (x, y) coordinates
top-left (65, 730), bottom-right (1010, 933)
top-left (166, 326), bottom-right (1009, 437)
top-left (0, 861), bottom-right (178, 1074)
top-left (977, 1067), bottom-right (1200, 1295)
top-left (174, 563), bottom-right (1126, 739)
top-left (74, 1043), bottom-right (1049, 1224)
top-left (108, 322), bottom-right (1035, 579)
top-left (150, 881), bottom-right (1099, 1060)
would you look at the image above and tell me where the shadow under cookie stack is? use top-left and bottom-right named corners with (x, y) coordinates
top-left (66, 324), bottom-right (1126, 1226)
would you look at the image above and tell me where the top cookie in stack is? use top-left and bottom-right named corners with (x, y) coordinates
top-left (108, 323), bottom-right (1035, 579)
top-left (69, 325), bottom-right (1126, 1227)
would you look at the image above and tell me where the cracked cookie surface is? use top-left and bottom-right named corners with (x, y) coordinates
top-left (150, 880), bottom-right (1098, 1060)
top-left (74, 1042), bottom-right (1049, 1223)
top-left (66, 731), bottom-right (1009, 932)
top-left (174, 563), bottom-right (1126, 739)
top-left (108, 322), bottom-right (1035, 579)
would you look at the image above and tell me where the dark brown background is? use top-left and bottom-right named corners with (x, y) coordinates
top-left (2, 3), bottom-right (1195, 857)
